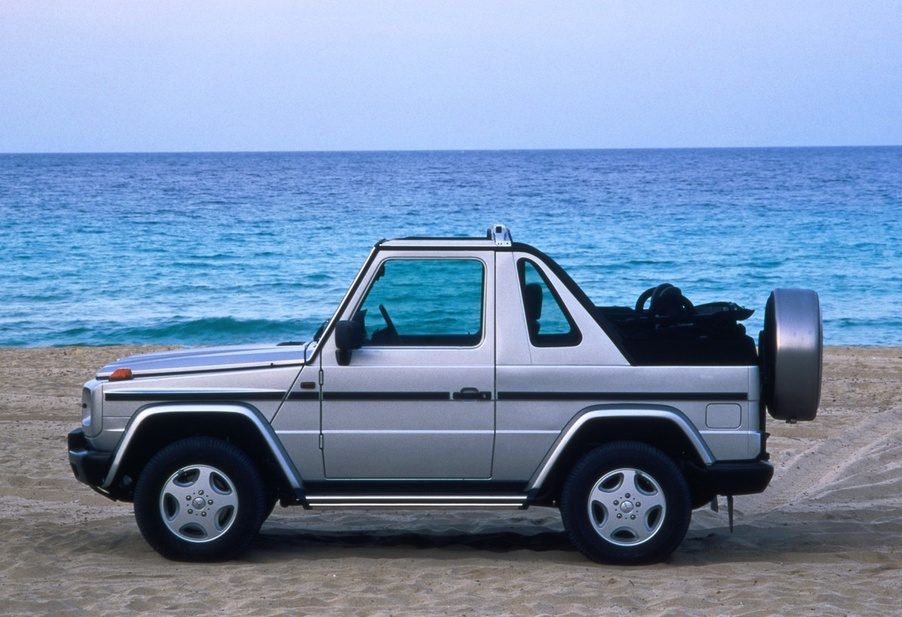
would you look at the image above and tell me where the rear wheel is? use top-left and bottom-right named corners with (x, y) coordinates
top-left (134, 437), bottom-right (267, 561)
top-left (560, 442), bottom-right (691, 565)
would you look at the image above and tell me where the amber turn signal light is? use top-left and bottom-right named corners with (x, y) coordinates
top-left (109, 367), bottom-right (134, 381)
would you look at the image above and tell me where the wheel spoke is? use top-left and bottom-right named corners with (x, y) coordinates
top-left (162, 474), bottom-right (197, 503)
top-left (628, 470), bottom-right (666, 511)
top-left (587, 468), bottom-right (667, 546)
top-left (160, 464), bottom-right (239, 543)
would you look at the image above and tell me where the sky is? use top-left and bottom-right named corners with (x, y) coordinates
top-left (1, 1), bottom-right (900, 153)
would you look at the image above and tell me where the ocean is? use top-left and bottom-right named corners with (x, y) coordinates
top-left (1, 148), bottom-right (900, 348)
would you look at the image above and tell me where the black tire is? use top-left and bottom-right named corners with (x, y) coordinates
top-left (560, 442), bottom-right (691, 565)
top-left (134, 437), bottom-right (267, 562)
top-left (760, 288), bottom-right (822, 422)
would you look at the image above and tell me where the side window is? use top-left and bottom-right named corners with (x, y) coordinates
top-left (519, 259), bottom-right (581, 347)
top-left (357, 258), bottom-right (484, 346)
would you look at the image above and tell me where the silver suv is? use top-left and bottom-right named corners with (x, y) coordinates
top-left (69, 225), bottom-right (822, 564)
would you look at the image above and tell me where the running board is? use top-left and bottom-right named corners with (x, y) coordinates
top-left (303, 494), bottom-right (530, 509)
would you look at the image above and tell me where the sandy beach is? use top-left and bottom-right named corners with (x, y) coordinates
top-left (1, 345), bottom-right (900, 616)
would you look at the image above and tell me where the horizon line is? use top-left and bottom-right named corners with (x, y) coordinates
top-left (2, 144), bottom-right (901, 156)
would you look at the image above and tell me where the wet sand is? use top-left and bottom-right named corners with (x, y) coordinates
top-left (1, 346), bottom-right (900, 616)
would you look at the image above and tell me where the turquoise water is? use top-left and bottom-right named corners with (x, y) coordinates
top-left (1, 148), bottom-right (900, 347)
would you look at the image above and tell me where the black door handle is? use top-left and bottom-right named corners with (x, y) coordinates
top-left (453, 387), bottom-right (492, 401)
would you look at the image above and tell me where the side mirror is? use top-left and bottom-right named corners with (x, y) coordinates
top-left (334, 319), bottom-right (365, 365)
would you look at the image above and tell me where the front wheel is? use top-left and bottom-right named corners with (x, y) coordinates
top-left (560, 442), bottom-right (691, 565)
top-left (134, 437), bottom-right (267, 561)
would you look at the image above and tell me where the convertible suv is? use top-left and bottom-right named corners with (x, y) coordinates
top-left (69, 225), bottom-right (822, 564)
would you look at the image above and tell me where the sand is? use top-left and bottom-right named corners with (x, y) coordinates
top-left (1, 345), bottom-right (900, 616)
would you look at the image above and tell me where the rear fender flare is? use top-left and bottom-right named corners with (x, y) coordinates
top-left (526, 405), bottom-right (715, 493)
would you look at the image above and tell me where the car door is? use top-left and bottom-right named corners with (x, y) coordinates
top-left (319, 253), bottom-right (495, 479)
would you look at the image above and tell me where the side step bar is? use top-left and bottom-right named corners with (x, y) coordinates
top-left (303, 494), bottom-right (530, 509)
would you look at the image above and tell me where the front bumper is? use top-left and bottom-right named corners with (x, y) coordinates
top-left (68, 428), bottom-right (113, 492)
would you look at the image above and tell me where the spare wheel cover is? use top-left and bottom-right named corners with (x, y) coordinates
top-left (763, 288), bottom-right (822, 422)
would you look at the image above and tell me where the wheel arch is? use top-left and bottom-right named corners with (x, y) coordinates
top-left (102, 404), bottom-right (305, 503)
top-left (527, 407), bottom-right (714, 505)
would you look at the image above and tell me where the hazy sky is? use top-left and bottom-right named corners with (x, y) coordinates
top-left (1, 1), bottom-right (900, 152)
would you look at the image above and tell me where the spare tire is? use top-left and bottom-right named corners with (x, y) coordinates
top-left (760, 288), bottom-right (822, 422)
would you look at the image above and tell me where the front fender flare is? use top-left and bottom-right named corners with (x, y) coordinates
top-left (101, 403), bottom-right (305, 497)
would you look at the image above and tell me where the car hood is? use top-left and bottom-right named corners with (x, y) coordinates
top-left (96, 343), bottom-right (311, 379)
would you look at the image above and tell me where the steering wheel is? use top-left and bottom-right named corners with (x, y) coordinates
top-left (636, 284), bottom-right (674, 314)
top-left (636, 283), bottom-right (694, 318)
top-left (377, 304), bottom-right (399, 342)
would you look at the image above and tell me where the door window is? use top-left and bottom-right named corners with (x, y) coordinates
top-left (357, 258), bottom-right (485, 346)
